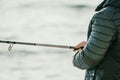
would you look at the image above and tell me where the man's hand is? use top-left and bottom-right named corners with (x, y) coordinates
top-left (73, 41), bottom-right (87, 52)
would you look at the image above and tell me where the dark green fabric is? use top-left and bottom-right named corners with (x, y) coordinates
top-left (73, 1), bottom-right (120, 80)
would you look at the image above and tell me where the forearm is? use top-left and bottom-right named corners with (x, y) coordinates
top-left (73, 51), bottom-right (91, 69)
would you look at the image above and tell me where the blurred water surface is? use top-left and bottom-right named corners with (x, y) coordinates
top-left (0, 0), bottom-right (101, 80)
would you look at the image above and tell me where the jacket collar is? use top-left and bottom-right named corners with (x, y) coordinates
top-left (95, 0), bottom-right (118, 11)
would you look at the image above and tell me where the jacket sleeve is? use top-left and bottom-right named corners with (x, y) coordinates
top-left (73, 12), bottom-right (116, 69)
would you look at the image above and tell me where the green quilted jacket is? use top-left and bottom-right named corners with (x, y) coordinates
top-left (73, 0), bottom-right (120, 80)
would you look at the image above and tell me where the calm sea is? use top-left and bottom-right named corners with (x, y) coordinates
top-left (0, 0), bottom-right (101, 80)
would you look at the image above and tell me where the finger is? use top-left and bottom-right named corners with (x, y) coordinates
top-left (73, 47), bottom-right (84, 52)
top-left (73, 48), bottom-right (79, 52)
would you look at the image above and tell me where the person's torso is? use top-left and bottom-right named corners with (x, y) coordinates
top-left (86, 6), bottom-right (120, 80)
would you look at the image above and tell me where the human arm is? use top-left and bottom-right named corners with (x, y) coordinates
top-left (73, 12), bottom-right (116, 69)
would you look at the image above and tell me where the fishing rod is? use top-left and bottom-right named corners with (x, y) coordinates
top-left (0, 40), bottom-right (76, 51)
